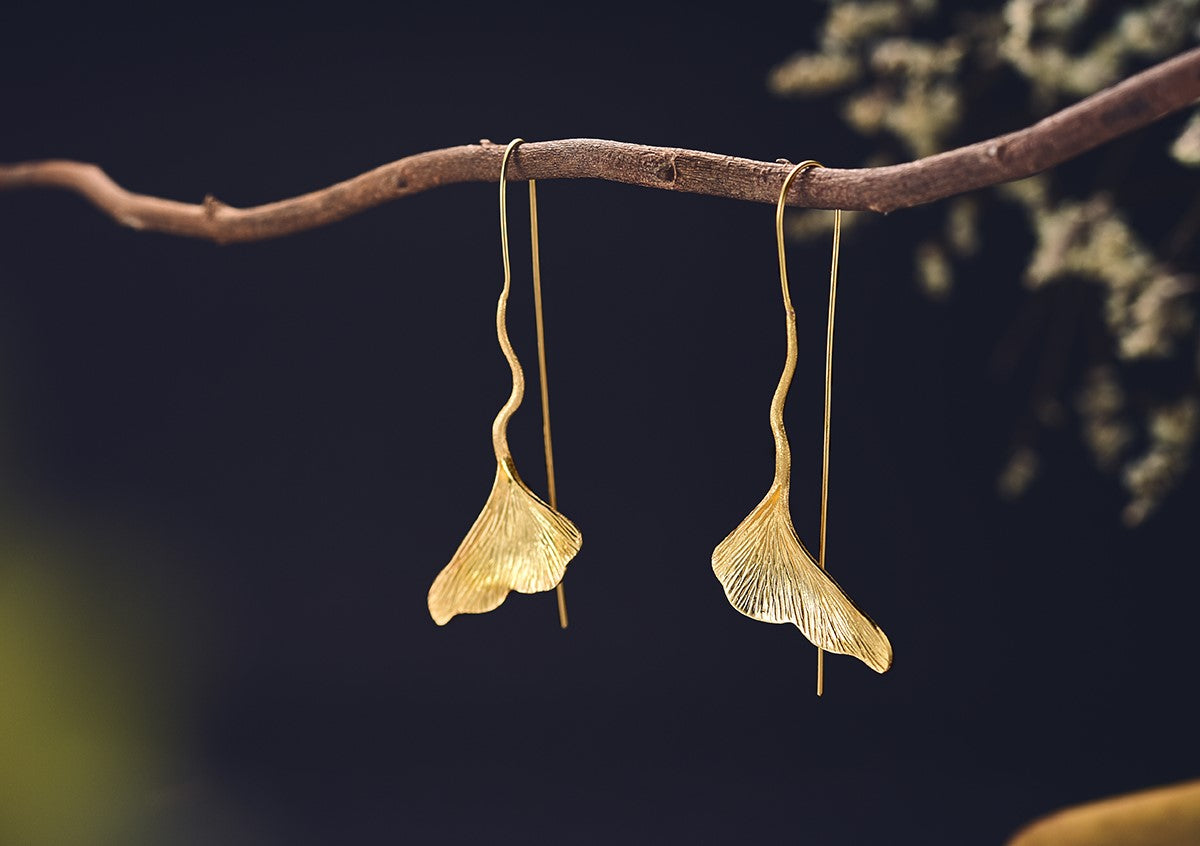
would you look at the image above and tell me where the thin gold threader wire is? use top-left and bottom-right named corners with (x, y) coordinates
top-left (503, 139), bottom-right (569, 628)
top-left (776, 161), bottom-right (842, 697)
top-left (529, 177), bottom-right (569, 629)
top-left (817, 208), bottom-right (841, 696)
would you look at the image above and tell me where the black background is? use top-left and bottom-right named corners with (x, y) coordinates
top-left (2, 15), bottom-right (1198, 845)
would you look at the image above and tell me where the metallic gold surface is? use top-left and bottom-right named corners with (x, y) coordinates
top-left (427, 140), bottom-right (582, 625)
top-left (711, 161), bottom-right (892, 677)
top-left (428, 457), bottom-right (581, 625)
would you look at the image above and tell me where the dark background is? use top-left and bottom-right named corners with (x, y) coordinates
top-left (2, 16), bottom-right (1198, 846)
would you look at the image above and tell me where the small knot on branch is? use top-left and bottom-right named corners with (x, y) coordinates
top-left (202, 193), bottom-right (232, 244)
top-left (203, 193), bottom-right (226, 220)
top-left (655, 153), bottom-right (678, 185)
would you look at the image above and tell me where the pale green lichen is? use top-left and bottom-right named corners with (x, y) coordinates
top-left (771, 2), bottom-right (966, 156)
top-left (1113, 271), bottom-right (1194, 359)
top-left (996, 174), bottom-right (1050, 208)
top-left (998, 446), bottom-right (1040, 499)
top-left (883, 80), bottom-right (962, 158)
top-left (1077, 366), bottom-right (1133, 469)
top-left (1018, 193), bottom-right (1193, 360)
top-left (1001, 0), bottom-right (1199, 105)
top-left (1170, 109), bottom-right (1200, 165)
top-left (768, 52), bottom-right (862, 96)
top-left (869, 37), bottom-right (965, 77)
top-left (1121, 396), bottom-right (1199, 524)
top-left (822, 0), bottom-right (912, 51)
top-left (843, 87), bottom-right (892, 134)
top-left (1118, 0), bottom-right (1200, 57)
top-left (916, 240), bottom-right (953, 299)
top-left (945, 198), bottom-right (981, 257)
top-left (786, 208), bottom-right (867, 241)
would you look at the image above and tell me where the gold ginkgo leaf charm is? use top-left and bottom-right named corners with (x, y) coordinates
top-left (428, 139), bottom-right (582, 626)
top-left (712, 161), bottom-right (891, 685)
top-left (429, 458), bottom-right (581, 625)
top-left (712, 484), bottom-right (891, 672)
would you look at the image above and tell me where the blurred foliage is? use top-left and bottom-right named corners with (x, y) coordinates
top-left (0, 525), bottom-right (176, 846)
top-left (771, 0), bottom-right (1200, 524)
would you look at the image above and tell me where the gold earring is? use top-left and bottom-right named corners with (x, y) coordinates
top-left (711, 160), bottom-right (892, 694)
top-left (428, 139), bottom-right (580, 626)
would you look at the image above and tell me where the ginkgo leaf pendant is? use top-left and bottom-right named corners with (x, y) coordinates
top-left (427, 139), bottom-right (582, 626)
top-left (711, 161), bottom-right (892, 683)
top-left (428, 457), bottom-right (582, 625)
top-left (712, 484), bottom-right (892, 672)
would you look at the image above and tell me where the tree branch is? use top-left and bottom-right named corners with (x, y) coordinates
top-left (3, 48), bottom-right (1199, 244)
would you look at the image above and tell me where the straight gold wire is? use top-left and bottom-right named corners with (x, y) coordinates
top-left (816, 208), bottom-right (842, 697)
top-left (528, 178), bottom-right (570, 629)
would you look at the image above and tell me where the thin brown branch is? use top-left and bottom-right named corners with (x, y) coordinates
top-left (3, 48), bottom-right (1199, 244)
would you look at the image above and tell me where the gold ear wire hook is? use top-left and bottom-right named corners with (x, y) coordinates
top-left (501, 139), bottom-right (569, 628)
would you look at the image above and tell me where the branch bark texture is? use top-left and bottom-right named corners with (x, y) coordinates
top-left (3, 48), bottom-right (1200, 244)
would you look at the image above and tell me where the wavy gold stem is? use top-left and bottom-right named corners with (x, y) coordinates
top-left (490, 139), bottom-right (526, 462)
top-left (770, 162), bottom-right (822, 487)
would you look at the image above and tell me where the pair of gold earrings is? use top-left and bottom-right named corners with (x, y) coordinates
top-left (425, 142), bottom-right (892, 694)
